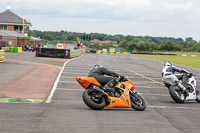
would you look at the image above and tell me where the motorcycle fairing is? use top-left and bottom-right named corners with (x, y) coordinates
top-left (186, 76), bottom-right (197, 100)
top-left (106, 82), bottom-right (132, 108)
top-left (76, 77), bottom-right (101, 89)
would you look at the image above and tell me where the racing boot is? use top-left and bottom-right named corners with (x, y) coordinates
top-left (177, 82), bottom-right (189, 96)
top-left (103, 79), bottom-right (116, 94)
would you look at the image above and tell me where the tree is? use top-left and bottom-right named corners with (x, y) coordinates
top-left (185, 37), bottom-right (193, 42)
top-left (174, 44), bottom-right (184, 51)
top-left (160, 41), bottom-right (175, 51)
top-left (119, 40), bottom-right (129, 51)
top-left (128, 41), bottom-right (136, 52)
top-left (136, 41), bottom-right (146, 51)
top-left (191, 43), bottom-right (200, 52)
top-left (43, 34), bottom-right (55, 41)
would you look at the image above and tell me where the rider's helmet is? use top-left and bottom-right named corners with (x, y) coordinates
top-left (94, 65), bottom-right (100, 69)
top-left (94, 65), bottom-right (103, 69)
top-left (164, 61), bottom-right (172, 66)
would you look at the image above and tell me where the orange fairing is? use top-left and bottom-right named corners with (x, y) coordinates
top-left (126, 80), bottom-right (135, 90)
top-left (106, 81), bottom-right (133, 108)
top-left (76, 77), bottom-right (101, 89)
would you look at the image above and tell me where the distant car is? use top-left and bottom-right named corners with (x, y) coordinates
top-left (56, 43), bottom-right (64, 49)
top-left (90, 49), bottom-right (97, 53)
top-left (86, 49), bottom-right (90, 53)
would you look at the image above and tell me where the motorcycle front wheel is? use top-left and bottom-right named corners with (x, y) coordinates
top-left (169, 85), bottom-right (185, 103)
top-left (195, 90), bottom-right (200, 103)
top-left (130, 92), bottom-right (146, 111)
top-left (82, 89), bottom-right (106, 110)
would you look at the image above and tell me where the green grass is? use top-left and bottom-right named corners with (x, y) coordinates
top-left (131, 54), bottom-right (200, 69)
top-left (159, 51), bottom-right (200, 55)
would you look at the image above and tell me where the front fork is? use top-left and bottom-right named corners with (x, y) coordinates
top-left (176, 81), bottom-right (186, 91)
top-left (175, 81), bottom-right (189, 97)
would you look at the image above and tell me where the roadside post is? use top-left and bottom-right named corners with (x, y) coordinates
top-left (0, 50), bottom-right (5, 63)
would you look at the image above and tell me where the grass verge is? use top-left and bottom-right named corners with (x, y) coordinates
top-left (131, 54), bottom-right (200, 69)
top-left (0, 97), bottom-right (43, 103)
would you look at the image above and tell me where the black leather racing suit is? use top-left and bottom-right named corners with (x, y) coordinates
top-left (88, 67), bottom-right (119, 86)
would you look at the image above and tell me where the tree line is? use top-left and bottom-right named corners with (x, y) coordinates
top-left (29, 30), bottom-right (200, 52)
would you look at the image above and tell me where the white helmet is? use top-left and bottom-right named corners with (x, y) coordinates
top-left (94, 65), bottom-right (103, 69)
top-left (94, 65), bottom-right (99, 69)
top-left (164, 61), bottom-right (172, 66)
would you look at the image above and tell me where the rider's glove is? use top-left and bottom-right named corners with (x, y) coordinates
top-left (188, 73), bottom-right (193, 78)
top-left (119, 75), bottom-right (125, 81)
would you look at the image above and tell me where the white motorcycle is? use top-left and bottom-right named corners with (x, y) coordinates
top-left (163, 73), bottom-right (200, 103)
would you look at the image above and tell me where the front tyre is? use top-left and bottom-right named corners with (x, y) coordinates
top-left (82, 89), bottom-right (106, 110)
top-left (130, 92), bottom-right (146, 111)
top-left (195, 90), bottom-right (200, 103)
top-left (169, 86), bottom-right (185, 103)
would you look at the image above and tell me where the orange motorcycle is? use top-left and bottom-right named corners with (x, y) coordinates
top-left (76, 76), bottom-right (146, 111)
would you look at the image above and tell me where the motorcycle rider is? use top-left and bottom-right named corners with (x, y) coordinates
top-left (88, 65), bottom-right (123, 91)
top-left (162, 61), bottom-right (191, 96)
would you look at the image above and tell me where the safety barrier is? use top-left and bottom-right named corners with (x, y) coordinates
top-left (70, 49), bottom-right (86, 58)
top-left (35, 48), bottom-right (86, 59)
top-left (0, 50), bottom-right (5, 63)
top-left (96, 51), bottom-right (131, 55)
top-left (1, 47), bottom-right (22, 53)
top-left (177, 54), bottom-right (200, 57)
top-left (35, 48), bottom-right (70, 58)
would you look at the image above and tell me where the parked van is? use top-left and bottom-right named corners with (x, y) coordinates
top-left (56, 43), bottom-right (64, 49)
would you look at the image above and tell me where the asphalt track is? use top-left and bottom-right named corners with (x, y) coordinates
top-left (1, 53), bottom-right (200, 133)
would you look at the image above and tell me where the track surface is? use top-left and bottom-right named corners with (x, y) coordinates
top-left (1, 54), bottom-right (200, 133)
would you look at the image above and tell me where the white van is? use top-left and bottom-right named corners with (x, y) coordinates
top-left (56, 43), bottom-right (64, 49)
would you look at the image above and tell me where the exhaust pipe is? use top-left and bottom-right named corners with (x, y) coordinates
top-left (92, 86), bottom-right (110, 104)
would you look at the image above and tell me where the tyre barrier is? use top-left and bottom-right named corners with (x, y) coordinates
top-left (177, 54), bottom-right (200, 57)
top-left (1, 47), bottom-right (22, 53)
top-left (35, 48), bottom-right (70, 59)
top-left (0, 50), bottom-right (5, 63)
top-left (96, 51), bottom-right (131, 55)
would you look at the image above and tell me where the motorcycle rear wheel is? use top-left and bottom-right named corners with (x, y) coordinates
top-left (130, 92), bottom-right (146, 111)
top-left (169, 86), bottom-right (185, 103)
top-left (82, 89), bottom-right (106, 110)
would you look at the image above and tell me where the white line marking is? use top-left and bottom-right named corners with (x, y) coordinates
top-left (45, 55), bottom-right (84, 103)
top-left (62, 72), bottom-right (88, 74)
top-left (135, 86), bottom-right (165, 89)
top-left (134, 82), bottom-right (161, 84)
top-left (49, 100), bottom-right (200, 110)
top-left (57, 88), bottom-right (83, 91)
top-left (51, 100), bottom-right (83, 103)
top-left (147, 105), bottom-right (200, 110)
top-left (60, 76), bottom-right (76, 78)
top-left (59, 81), bottom-right (77, 83)
top-left (143, 93), bottom-right (169, 97)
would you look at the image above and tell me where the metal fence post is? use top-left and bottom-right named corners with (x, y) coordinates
top-left (68, 49), bottom-right (70, 59)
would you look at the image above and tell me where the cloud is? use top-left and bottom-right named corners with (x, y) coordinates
top-left (0, 0), bottom-right (200, 40)
top-left (164, 1), bottom-right (194, 11)
top-left (2, 0), bottom-right (195, 21)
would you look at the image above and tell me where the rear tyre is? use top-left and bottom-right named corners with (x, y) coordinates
top-left (82, 89), bottom-right (106, 110)
top-left (169, 86), bottom-right (185, 103)
top-left (195, 90), bottom-right (200, 103)
top-left (130, 92), bottom-right (146, 111)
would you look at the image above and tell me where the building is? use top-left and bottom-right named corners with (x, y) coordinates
top-left (0, 30), bottom-right (29, 47)
top-left (104, 40), bottom-right (117, 44)
top-left (0, 9), bottom-right (31, 34)
top-left (109, 47), bottom-right (121, 52)
top-left (0, 5), bottom-right (41, 48)
top-left (90, 39), bottom-right (118, 44)
top-left (90, 39), bottom-right (104, 44)
top-left (30, 36), bottom-right (41, 47)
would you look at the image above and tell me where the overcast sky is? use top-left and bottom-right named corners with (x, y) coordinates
top-left (0, 0), bottom-right (200, 41)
